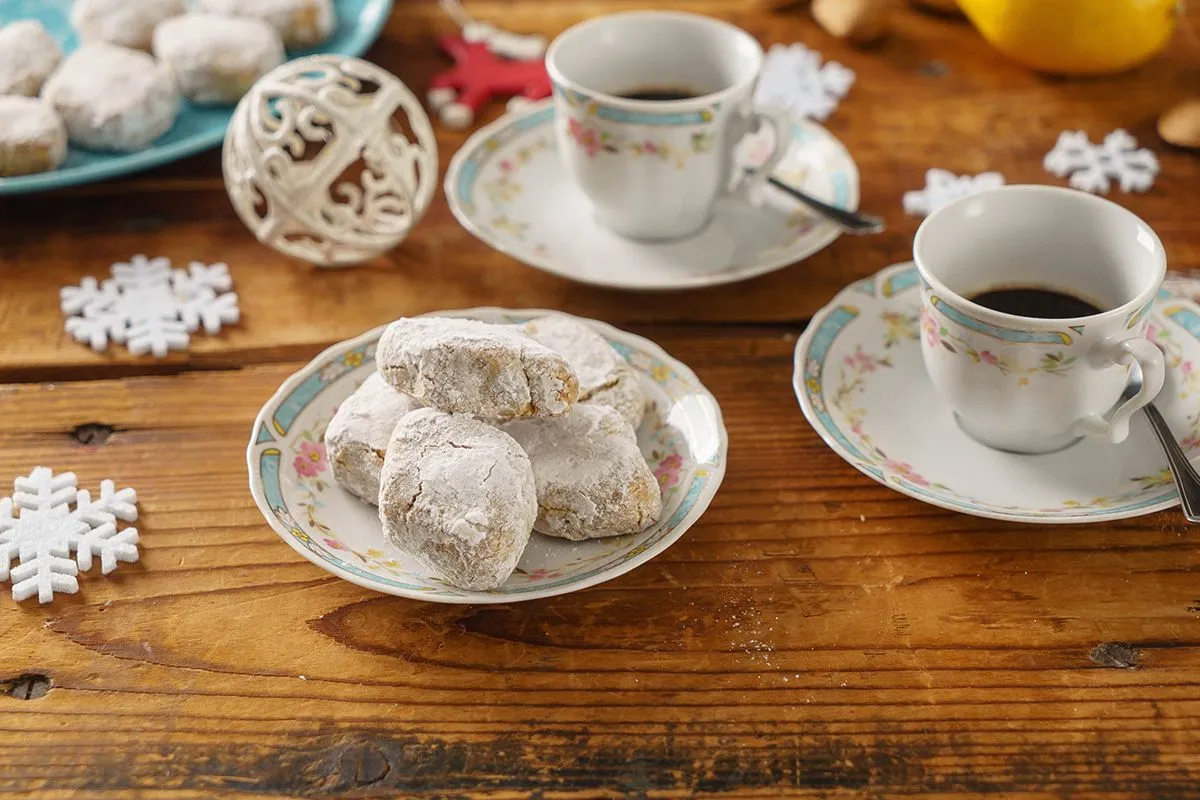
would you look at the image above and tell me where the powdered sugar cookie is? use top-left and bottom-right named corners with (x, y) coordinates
top-left (153, 13), bottom-right (285, 105)
top-left (324, 373), bottom-right (422, 505)
top-left (377, 317), bottom-right (579, 419)
top-left (0, 20), bottom-right (62, 97)
top-left (194, 0), bottom-right (335, 49)
top-left (521, 314), bottom-right (646, 428)
top-left (42, 43), bottom-right (180, 152)
top-left (379, 409), bottom-right (537, 591)
top-left (71, 0), bottom-right (186, 51)
top-left (503, 405), bottom-right (663, 541)
top-left (0, 96), bottom-right (67, 177)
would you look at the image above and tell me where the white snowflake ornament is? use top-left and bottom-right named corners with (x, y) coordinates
top-left (0, 468), bottom-right (139, 603)
top-left (61, 255), bottom-right (240, 358)
top-left (754, 43), bottom-right (854, 121)
top-left (903, 168), bottom-right (1006, 216)
top-left (1044, 129), bottom-right (1159, 194)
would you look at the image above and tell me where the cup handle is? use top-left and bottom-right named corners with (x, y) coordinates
top-left (732, 106), bottom-right (791, 204)
top-left (1074, 338), bottom-right (1166, 444)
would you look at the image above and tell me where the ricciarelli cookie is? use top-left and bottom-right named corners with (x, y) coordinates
top-left (71, 0), bottom-right (186, 51)
top-left (0, 20), bottom-right (62, 97)
top-left (153, 14), bottom-right (285, 105)
top-left (503, 404), bottom-right (663, 541)
top-left (194, 0), bottom-right (335, 49)
top-left (376, 317), bottom-right (579, 419)
top-left (42, 43), bottom-right (179, 152)
top-left (0, 96), bottom-right (67, 177)
top-left (379, 409), bottom-right (537, 591)
top-left (324, 373), bottom-right (422, 505)
top-left (521, 314), bottom-right (647, 428)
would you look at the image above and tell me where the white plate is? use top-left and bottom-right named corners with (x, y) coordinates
top-left (444, 99), bottom-right (859, 291)
top-left (794, 262), bottom-right (1200, 523)
top-left (247, 309), bottom-right (727, 602)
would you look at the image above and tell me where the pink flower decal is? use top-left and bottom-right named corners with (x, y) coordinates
top-left (643, 140), bottom-right (658, 155)
top-left (323, 537), bottom-right (348, 551)
top-left (1183, 360), bottom-right (1193, 376)
top-left (979, 350), bottom-right (998, 365)
top-left (883, 458), bottom-right (930, 487)
top-left (567, 118), bottom-right (601, 157)
top-left (294, 441), bottom-right (327, 477)
top-left (844, 346), bottom-right (880, 373)
top-left (920, 306), bottom-right (941, 348)
top-left (499, 159), bottom-right (513, 172)
top-left (654, 452), bottom-right (683, 490)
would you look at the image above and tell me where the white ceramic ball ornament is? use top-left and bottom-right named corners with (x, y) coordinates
top-left (223, 55), bottom-right (438, 267)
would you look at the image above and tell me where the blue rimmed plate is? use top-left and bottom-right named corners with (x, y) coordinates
top-left (247, 309), bottom-right (727, 603)
top-left (444, 99), bottom-right (859, 291)
top-left (0, 0), bottom-right (392, 195)
top-left (794, 261), bottom-right (1200, 524)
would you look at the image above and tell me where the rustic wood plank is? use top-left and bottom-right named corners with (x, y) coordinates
top-left (4, 1), bottom-right (1200, 795)
top-left (2, 328), bottom-right (1199, 797)
top-left (1, 4), bottom-right (1198, 377)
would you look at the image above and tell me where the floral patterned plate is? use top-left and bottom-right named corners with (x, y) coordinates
top-left (794, 262), bottom-right (1200, 524)
top-left (247, 309), bottom-right (727, 602)
top-left (444, 99), bottom-right (859, 291)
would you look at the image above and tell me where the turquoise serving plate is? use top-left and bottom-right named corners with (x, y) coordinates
top-left (0, 0), bottom-right (393, 195)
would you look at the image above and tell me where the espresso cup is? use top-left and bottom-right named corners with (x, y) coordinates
top-left (545, 11), bottom-right (788, 241)
top-left (914, 185), bottom-right (1167, 455)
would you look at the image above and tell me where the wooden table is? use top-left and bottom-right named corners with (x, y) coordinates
top-left (3, 2), bottom-right (1200, 796)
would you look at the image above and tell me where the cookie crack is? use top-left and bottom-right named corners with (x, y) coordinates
top-left (518, 352), bottom-right (539, 414)
top-left (577, 374), bottom-right (621, 403)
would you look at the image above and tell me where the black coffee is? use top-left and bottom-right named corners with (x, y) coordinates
top-left (967, 286), bottom-right (1103, 318)
top-left (617, 86), bottom-right (701, 101)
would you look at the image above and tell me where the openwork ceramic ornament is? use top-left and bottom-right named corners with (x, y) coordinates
top-left (223, 55), bottom-right (438, 267)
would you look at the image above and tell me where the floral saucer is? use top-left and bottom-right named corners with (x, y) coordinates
top-left (444, 99), bottom-right (859, 291)
top-left (794, 262), bottom-right (1200, 524)
top-left (247, 309), bottom-right (727, 603)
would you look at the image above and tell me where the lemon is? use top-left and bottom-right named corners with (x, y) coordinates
top-left (957, 0), bottom-right (1180, 75)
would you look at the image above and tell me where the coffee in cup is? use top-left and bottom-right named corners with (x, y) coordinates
top-left (545, 11), bottom-right (788, 241)
top-left (914, 185), bottom-right (1167, 455)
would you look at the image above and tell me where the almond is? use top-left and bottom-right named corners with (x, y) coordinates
top-left (1159, 98), bottom-right (1200, 149)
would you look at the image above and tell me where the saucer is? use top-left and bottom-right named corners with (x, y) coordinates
top-left (793, 262), bottom-right (1200, 523)
top-left (247, 309), bottom-right (727, 603)
top-left (444, 99), bottom-right (859, 291)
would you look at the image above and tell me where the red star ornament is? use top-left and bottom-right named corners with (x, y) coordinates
top-left (428, 35), bottom-right (552, 129)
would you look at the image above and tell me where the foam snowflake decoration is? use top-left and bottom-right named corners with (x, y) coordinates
top-left (754, 43), bottom-right (854, 121)
top-left (903, 168), bottom-right (1006, 216)
top-left (1043, 129), bottom-right (1159, 194)
top-left (0, 468), bottom-right (139, 603)
top-left (61, 255), bottom-right (240, 358)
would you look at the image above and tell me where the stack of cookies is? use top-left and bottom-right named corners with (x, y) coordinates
top-left (0, 0), bottom-right (335, 176)
top-left (324, 314), bottom-right (664, 591)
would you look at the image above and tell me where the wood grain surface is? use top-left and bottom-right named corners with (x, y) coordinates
top-left (2, 1), bottom-right (1200, 797)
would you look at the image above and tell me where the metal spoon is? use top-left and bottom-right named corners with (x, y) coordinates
top-left (752, 171), bottom-right (885, 235)
top-left (1124, 372), bottom-right (1200, 522)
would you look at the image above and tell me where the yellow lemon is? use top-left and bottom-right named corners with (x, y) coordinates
top-left (957, 0), bottom-right (1180, 75)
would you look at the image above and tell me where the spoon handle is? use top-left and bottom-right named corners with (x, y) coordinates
top-left (1143, 403), bottom-right (1200, 523)
top-left (757, 173), bottom-right (885, 235)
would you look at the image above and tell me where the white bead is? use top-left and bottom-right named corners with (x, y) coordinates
top-left (440, 102), bottom-right (473, 130)
top-left (222, 55), bottom-right (438, 267)
top-left (427, 87), bottom-right (457, 109)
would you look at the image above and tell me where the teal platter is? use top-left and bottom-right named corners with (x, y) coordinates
top-left (0, 0), bottom-right (393, 195)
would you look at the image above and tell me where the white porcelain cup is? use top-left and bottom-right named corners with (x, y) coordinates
top-left (914, 185), bottom-right (1167, 455)
top-left (545, 11), bottom-right (788, 241)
